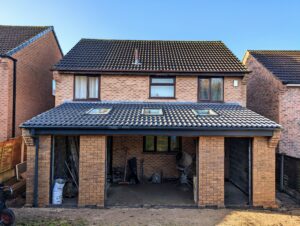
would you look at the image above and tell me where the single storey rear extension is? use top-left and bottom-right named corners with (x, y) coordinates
top-left (22, 40), bottom-right (281, 208)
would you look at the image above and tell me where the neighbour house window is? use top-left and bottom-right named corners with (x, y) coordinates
top-left (74, 76), bottom-right (99, 100)
top-left (198, 77), bottom-right (223, 102)
top-left (144, 136), bottom-right (181, 153)
top-left (150, 77), bottom-right (175, 98)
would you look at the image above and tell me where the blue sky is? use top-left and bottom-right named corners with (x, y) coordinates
top-left (1, 0), bottom-right (299, 59)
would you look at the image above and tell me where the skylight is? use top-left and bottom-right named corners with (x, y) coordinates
top-left (142, 108), bottom-right (163, 116)
top-left (86, 108), bottom-right (111, 115)
top-left (193, 109), bottom-right (218, 116)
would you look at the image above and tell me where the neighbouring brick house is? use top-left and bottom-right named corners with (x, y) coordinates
top-left (0, 25), bottom-right (63, 141)
top-left (243, 50), bottom-right (300, 198)
top-left (22, 39), bottom-right (280, 208)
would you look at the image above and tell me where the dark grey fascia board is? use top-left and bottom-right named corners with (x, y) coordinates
top-left (50, 69), bottom-right (249, 76)
top-left (29, 128), bottom-right (275, 137)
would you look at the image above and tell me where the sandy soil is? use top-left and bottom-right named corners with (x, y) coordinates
top-left (13, 207), bottom-right (300, 226)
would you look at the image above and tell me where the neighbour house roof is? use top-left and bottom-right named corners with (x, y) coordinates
top-left (21, 102), bottom-right (280, 133)
top-left (248, 50), bottom-right (300, 84)
top-left (0, 25), bottom-right (61, 56)
top-left (53, 39), bottom-right (248, 74)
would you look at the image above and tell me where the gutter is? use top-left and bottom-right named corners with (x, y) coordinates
top-left (0, 55), bottom-right (17, 138)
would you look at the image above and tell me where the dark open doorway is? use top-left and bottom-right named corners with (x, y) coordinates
top-left (225, 138), bottom-right (252, 206)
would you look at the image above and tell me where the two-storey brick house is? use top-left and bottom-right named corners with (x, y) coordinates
top-left (0, 25), bottom-right (63, 141)
top-left (22, 39), bottom-right (280, 208)
top-left (244, 50), bottom-right (300, 199)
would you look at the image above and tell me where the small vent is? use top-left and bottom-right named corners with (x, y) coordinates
top-left (193, 109), bottom-right (218, 116)
top-left (133, 48), bottom-right (142, 65)
top-left (86, 108), bottom-right (111, 115)
top-left (142, 108), bottom-right (163, 116)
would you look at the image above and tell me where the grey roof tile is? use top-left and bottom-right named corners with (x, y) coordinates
top-left (249, 50), bottom-right (300, 84)
top-left (21, 102), bottom-right (280, 130)
top-left (0, 25), bottom-right (51, 55)
top-left (53, 39), bottom-right (248, 73)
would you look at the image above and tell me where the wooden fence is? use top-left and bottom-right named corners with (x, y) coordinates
top-left (0, 137), bottom-right (25, 182)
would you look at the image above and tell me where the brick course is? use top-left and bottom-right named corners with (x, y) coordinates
top-left (198, 136), bottom-right (224, 207)
top-left (78, 136), bottom-right (106, 207)
top-left (54, 74), bottom-right (246, 106)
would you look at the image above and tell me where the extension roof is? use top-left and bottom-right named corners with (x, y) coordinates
top-left (53, 39), bottom-right (248, 74)
top-left (249, 50), bottom-right (300, 84)
top-left (0, 25), bottom-right (60, 56)
top-left (21, 102), bottom-right (280, 134)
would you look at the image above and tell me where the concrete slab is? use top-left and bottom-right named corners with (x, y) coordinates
top-left (106, 182), bottom-right (195, 207)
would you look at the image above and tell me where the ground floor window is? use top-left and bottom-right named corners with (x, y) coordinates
top-left (143, 136), bottom-right (181, 153)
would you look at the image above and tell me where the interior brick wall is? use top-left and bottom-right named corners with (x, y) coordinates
top-left (55, 74), bottom-right (246, 106)
top-left (25, 135), bottom-right (51, 207)
top-left (12, 31), bottom-right (62, 137)
top-left (0, 58), bottom-right (13, 141)
top-left (78, 136), bottom-right (106, 207)
top-left (112, 136), bottom-right (196, 179)
top-left (252, 136), bottom-right (277, 208)
top-left (198, 136), bottom-right (224, 207)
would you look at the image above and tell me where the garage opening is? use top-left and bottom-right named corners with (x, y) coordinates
top-left (50, 136), bottom-right (79, 207)
top-left (106, 136), bottom-right (197, 207)
top-left (225, 138), bottom-right (252, 206)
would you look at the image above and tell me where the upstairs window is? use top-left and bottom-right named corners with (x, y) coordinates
top-left (198, 77), bottom-right (223, 102)
top-left (144, 136), bottom-right (181, 153)
top-left (150, 77), bottom-right (175, 98)
top-left (75, 76), bottom-right (99, 100)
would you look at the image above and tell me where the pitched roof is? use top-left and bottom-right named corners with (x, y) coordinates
top-left (249, 50), bottom-right (300, 84)
top-left (0, 25), bottom-right (53, 55)
top-left (21, 102), bottom-right (280, 130)
top-left (53, 39), bottom-right (248, 74)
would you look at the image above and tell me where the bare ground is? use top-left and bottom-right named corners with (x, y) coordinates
top-left (13, 207), bottom-right (300, 226)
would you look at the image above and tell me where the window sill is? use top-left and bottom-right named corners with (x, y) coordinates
top-left (149, 97), bottom-right (177, 100)
top-left (73, 99), bottom-right (101, 101)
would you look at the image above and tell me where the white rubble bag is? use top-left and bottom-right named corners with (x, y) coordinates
top-left (52, 178), bottom-right (66, 205)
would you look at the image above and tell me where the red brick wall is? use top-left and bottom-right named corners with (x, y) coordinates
top-left (78, 136), bottom-right (106, 207)
top-left (55, 73), bottom-right (246, 106)
top-left (198, 136), bottom-right (224, 207)
top-left (245, 53), bottom-right (300, 158)
top-left (252, 136), bottom-right (277, 208)
top-left (0, 58), bottom-right (13, 141)
top-left (54, 71), bottom-right (74, 106)
top-left (12, 31), bottom-right (62, 136)
top-left (224, 77), bottom-right (247, 107)
top-left (25, 134), bottom-right (51, 207)
top-left (245, 54), bottom-right (283, 122)
top-left (279, 87), bottom-right (300, 158)
top-left (112, 136), bottom-right (196, 179)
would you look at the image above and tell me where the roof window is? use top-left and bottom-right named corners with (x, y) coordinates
top-left (193, 109), bottom-right (218, 116)
top-left (142, 108), bottom-right (163, 116)
top-left (86, 108), bottom-right (111, 115)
